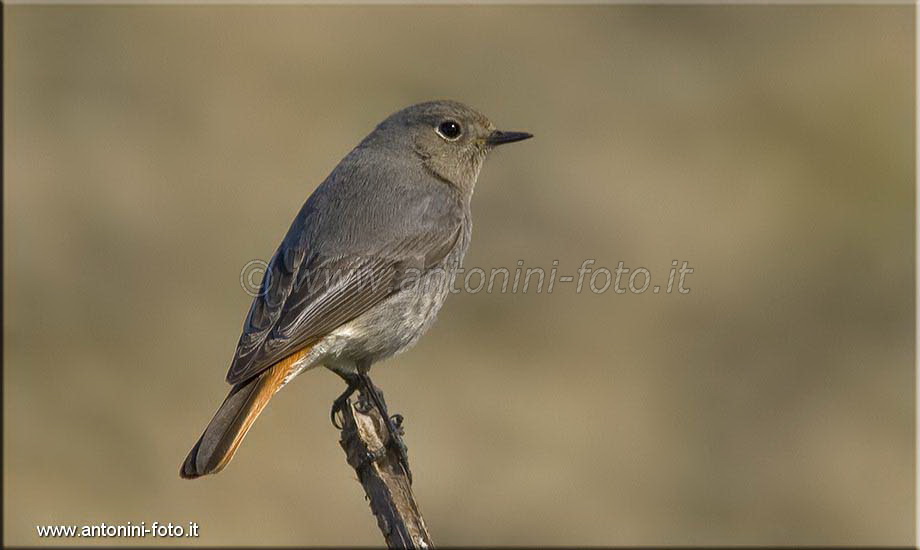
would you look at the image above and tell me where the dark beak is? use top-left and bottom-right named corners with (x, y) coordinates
top-left (486, 130), bottom-right (533, 146)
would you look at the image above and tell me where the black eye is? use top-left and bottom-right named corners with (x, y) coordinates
top-left (436, 120), bottom-right (462, 140)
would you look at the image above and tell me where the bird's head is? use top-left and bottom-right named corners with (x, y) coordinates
top-left (367, 100), bottom-right (532, 191)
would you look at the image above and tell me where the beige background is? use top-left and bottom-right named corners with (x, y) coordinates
top-left (4, 5), bottom-right (915, 546)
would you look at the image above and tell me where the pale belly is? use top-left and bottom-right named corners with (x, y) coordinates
top-left (285, 251), bottom-right (464, 382)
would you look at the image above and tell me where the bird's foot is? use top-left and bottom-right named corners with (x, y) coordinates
top-left (390, 413), bottom-right (405, 437)
top-left (356, 373), bottom-right (413, 484)
top-left (330, 379), bottom-right (360, 429)
top-left (383, 412), bottom-right (412, 484)
top-left (355, 392), bottom-right (374, 415)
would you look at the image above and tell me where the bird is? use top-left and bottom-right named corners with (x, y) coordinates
top-left (180, 100), bottom-right (532, 480)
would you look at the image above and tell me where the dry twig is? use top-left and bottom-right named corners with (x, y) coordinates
top-left (338, 391), bottom-right (433, 549)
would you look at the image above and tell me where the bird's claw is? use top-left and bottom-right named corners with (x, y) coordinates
top-left (382, 414), bottom-right (411, 483)
top-left (330, 379), bottom-right (360, 430)
top-left (355, 393), bottom-right (374, 414)
top-left (390, 413), bottom-right (405, 437)
top-left (334, 373), bottom-right (413, 484)
top-left (390, 436), bottom-right (412, 484)
top-left (330, 400), bottom-right (346, 430)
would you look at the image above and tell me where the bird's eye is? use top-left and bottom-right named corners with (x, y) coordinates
top-left (436, 120), bottom-right (462, 141)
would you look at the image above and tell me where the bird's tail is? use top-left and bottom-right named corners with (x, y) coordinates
top-left (180, 350), bottom-right (308, 479)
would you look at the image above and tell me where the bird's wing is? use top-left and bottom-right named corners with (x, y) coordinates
top-left (226, 216), bottom-right (462, 385)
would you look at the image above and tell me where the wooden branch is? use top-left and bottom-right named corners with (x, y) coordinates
top-left (338, 389), bottom-right (433, 549)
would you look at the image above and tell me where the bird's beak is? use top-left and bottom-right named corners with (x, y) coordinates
top-left (486, 130), bottom-right (533, 146)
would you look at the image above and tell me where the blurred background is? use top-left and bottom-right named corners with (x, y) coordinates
top-left (4, 4), bottom-right (915, 546)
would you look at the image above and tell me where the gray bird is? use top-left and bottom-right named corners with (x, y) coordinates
top-left (180, 100), bottom-right (532, 480)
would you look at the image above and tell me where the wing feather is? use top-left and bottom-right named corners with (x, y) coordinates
top-left (225, 226), bottom-right (459, 385)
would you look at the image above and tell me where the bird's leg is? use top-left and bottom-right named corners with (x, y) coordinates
top-left (357, 372), bottom-right (412, 484)
top-left (330, 374), bottom-right (361, 430)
